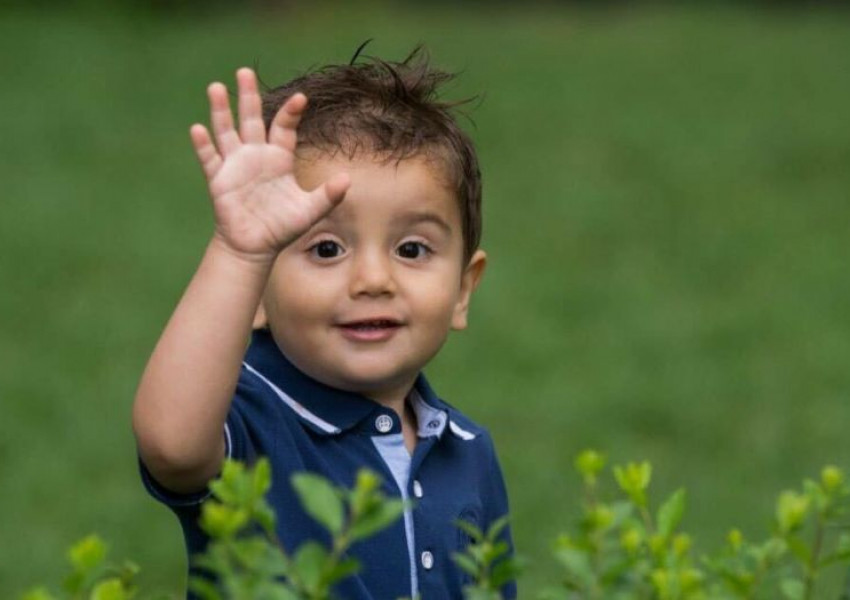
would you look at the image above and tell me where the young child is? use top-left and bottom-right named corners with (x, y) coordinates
top-left (133, 48), bottom-right (515, 599)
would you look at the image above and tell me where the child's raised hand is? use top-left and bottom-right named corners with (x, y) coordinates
top-left (190, 68), bottom-right (350, 261)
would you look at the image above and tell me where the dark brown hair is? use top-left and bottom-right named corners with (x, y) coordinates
top-left (261, 46), bottom-right (482, 262)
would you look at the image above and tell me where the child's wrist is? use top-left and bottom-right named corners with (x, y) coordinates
top-left (207, 235), bottom-right (278, 273)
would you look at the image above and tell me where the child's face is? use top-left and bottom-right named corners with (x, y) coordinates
top-left (255, 153), bottom-right (486, 405)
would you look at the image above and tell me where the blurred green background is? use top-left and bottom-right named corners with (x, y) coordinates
top-left (2, 1), bottom-right (850, 596)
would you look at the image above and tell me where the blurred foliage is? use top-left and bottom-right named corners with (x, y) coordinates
top-left (21, 460), bottom-right (408, 600)
top-left (547, 451), bottom-right (850, 599)
top-left (21, 456), bottom-right (850, 599)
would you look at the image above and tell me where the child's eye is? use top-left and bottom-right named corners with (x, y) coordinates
top-left (310, 240), bottom-right (344, 259)
top-left (396, 241), bottom-right (432, 260)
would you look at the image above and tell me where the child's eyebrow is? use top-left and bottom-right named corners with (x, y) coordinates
top-left (398, 211), bottom-right (453, 236)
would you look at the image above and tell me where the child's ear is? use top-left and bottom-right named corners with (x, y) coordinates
top-left (451, 249), bottom-right (487, 331)
top-left (252, 300), bottom-right (269, 330)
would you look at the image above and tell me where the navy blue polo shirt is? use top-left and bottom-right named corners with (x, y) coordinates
top-left (141, 329), bottom-right (516, 599)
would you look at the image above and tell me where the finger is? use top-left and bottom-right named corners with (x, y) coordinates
top-left (207, 82), bottom-right (241, 155)
top-left (305, 172), bottom-right (351, 219)
top-left (268, 92), bottom-right (308, 151)
top-left (236, 68), bottom-right (266, 143)
top-left (190, 123), bottom-right (223, 179)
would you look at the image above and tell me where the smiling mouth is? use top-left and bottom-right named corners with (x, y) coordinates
top-left (339, 319), bottom-right (402, 330)
top-left (337, 319), bottom-right (403, 341)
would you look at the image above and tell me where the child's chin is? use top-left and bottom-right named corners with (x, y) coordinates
top-left (332, 365), bottom-right (419, 397)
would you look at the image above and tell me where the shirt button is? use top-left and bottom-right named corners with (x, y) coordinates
top-left (421, 550), bottom-right (434, 570)
top-left (413, 480), bottom-right (423, 498)
top-left (375, 414), bottom-right (393, 433)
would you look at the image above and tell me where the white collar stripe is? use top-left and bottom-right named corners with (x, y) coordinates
top-left (243, 362), bottom-right (341, 434)
top-left (449, 420), bottom-right (477, 441)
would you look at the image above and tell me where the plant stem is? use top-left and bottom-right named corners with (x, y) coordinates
top-left (804, 516), bottom-right (825, 600)
top-left (639, 505), bottom-right (655, 537)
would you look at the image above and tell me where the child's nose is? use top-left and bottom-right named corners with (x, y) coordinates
top-left (348, 249), bottom-right (396, 297)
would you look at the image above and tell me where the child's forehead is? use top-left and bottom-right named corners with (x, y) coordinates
top-left (294, 147), bottom-right (454, 188)
top-left (294, 149), bottom-right (461, 229)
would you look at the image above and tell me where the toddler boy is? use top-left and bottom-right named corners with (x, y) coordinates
top-left (133, 48), bottom-right (515, 599)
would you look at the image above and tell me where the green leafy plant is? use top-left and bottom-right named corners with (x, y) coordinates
top-left (21, 460), bottom-right (405, 600)
top-left (22, 453), bottom-right (850, 600)
top-left (190, 459), bottom-right (406, 600)
top-left (546, 450), bottom-right (850, 600)
top-left (452, 516), bottom-right (523, 600)
top-left (20, 534), bottom-right (141, 600)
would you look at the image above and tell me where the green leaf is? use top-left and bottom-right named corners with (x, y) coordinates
top-left (350, 470), bottom-right (382, 515)
top-left (199, 502), bottom-right (251, 539)
top-left (191, 543), bottom-right (229, 577)
top-left (491, 556), bottom-right (524, 588)
top-left (821, 465), bottom-right (845, 493)
top-left (780, 578), bottom-right (805, 600)
top-left (613, 462), bottom-right (652, 507)
top-left (776, 490), bottom-right (810, 534)
top-left (325, 557), bottom-right (361, 585)
top-left (785, 536), bottom-right (811, 564)
top-left (485, 515), bottom-right (511, 542)
top-left (253, 504), bottom-right (277, 535)
top-left (188, 576), bottom-right (223, 600)
top-left (68, 534), bottom-right (108, 574)
top-left (462, 588), bottom-right (501, 600)
top-left (657, 488), bottom-right (686, 538)
top-left (463, 586), bottom-right (502, 600)
top-left (256, 586), bottom-right (301, 600)
top-left (610, 500), bottom-right (635, 527)
top-left (483, 540), bottom-right (510, 565)
top-left (600, 557), bottom-right (637, 586)
top-left (253, 457), bottom-right (273, 496)
top-left (584, 504), bottom-right (614, 531)
top-left (210, 460), bottom-right (247, 505)
top-left (231, 538), bottom-right (271, 570)
top-left (455, 519), bottom-right (484, 544)
top-left (349, 500), bottom-right (406, 542)
top-left (452, 552), bottom-right (480, 577)
top-left (116, 560), bottom-right (140, 585)
top-left (818, 548), bottom-right (850, 568)
top-left (89, 579), bottom-right (128, 600)
top-left (819, 533), bottom-right (850, 567)
top-left (755, 536), bottom-right (788, 563)
top-left (291, 473), bottom-right (345, 535)
top-left (19, 588), bottom-right (58, 600)
top-left (553, 547), bottom-right (594, 589)
top-left (536, 588), bottom-right (562, 600)
top-left (292, 541), bottom-right (329, 594)
top-left (768, 537), bottom-right (789, 560)
top-left (574, 449), bottom-right (607, 484)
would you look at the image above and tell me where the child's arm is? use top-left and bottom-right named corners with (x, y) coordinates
top-left (132, 68), bottom-right (349, 494)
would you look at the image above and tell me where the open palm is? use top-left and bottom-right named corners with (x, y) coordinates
top-left (190, 68), bottom-right (349, 259)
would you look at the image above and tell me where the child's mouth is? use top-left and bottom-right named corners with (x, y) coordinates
top-left (345, 320), bottom-right (399, 330)
top-left (338, 319), bottom-right (402, 341)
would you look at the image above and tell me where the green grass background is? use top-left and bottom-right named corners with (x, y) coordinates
top-left (2, 2), bottom-right (850, 596)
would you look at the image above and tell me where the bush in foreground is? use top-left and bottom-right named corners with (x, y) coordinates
top-left (21, 452), bottom-right (850, 599)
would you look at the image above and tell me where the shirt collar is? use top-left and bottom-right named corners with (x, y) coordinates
top-left (243, 329), bottom-right (452, 436)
